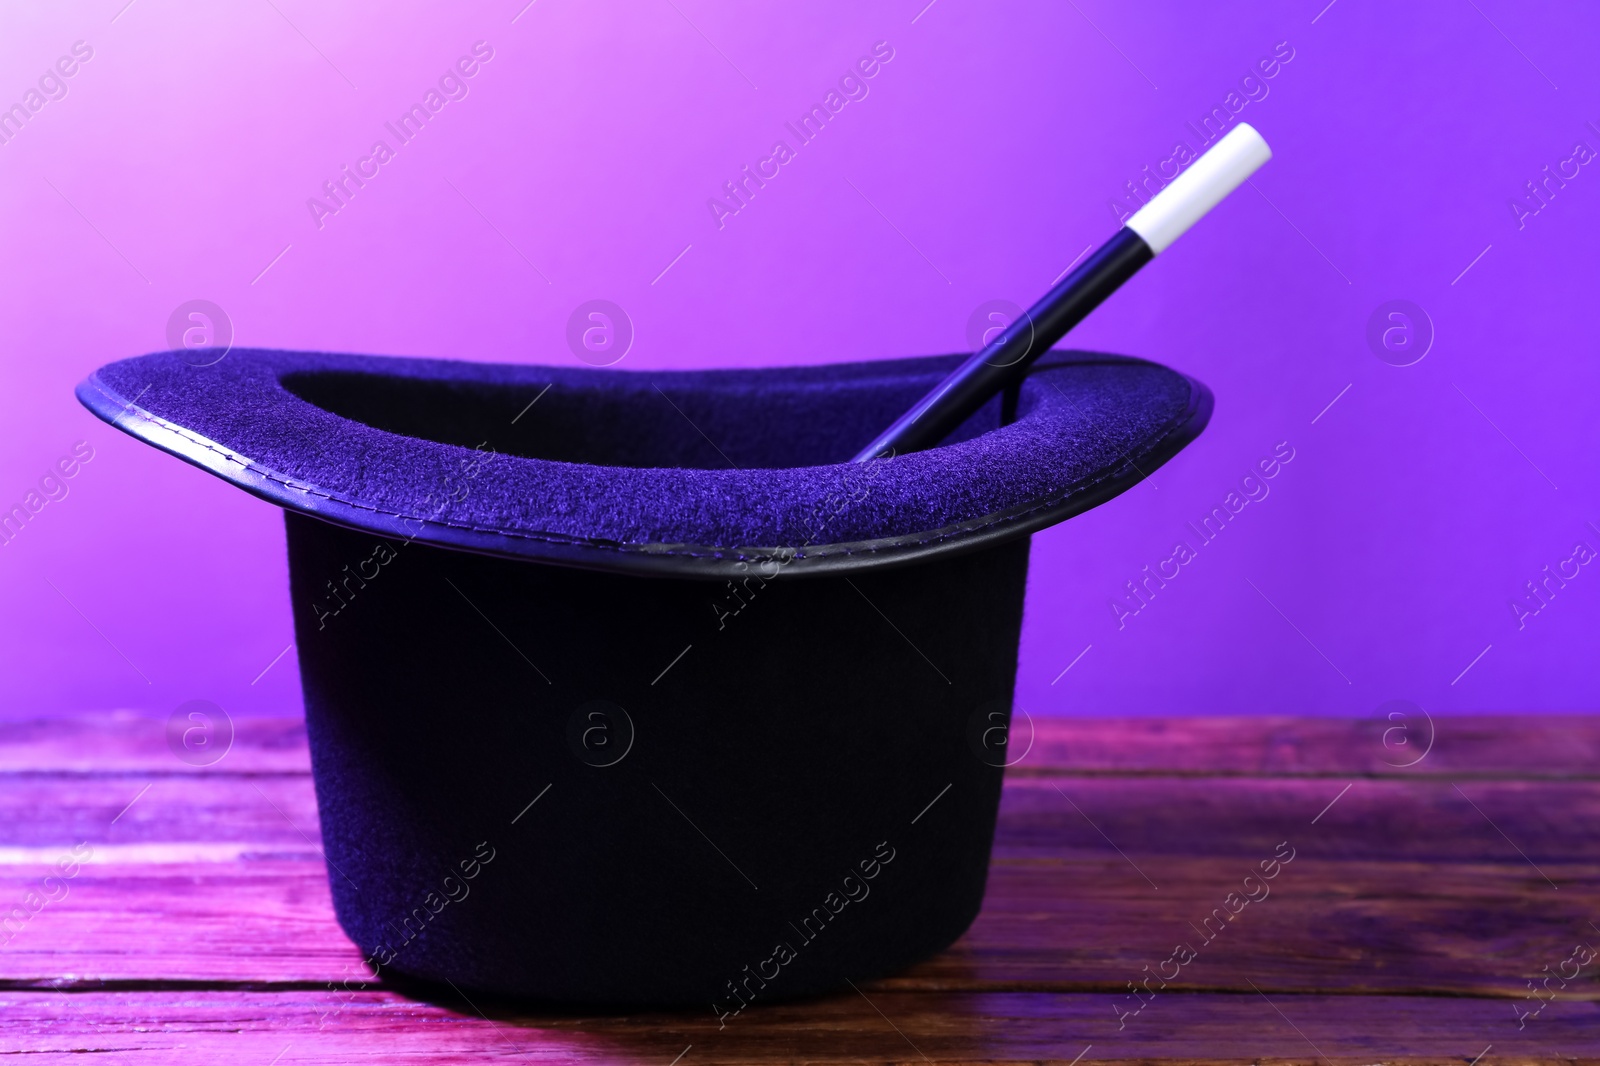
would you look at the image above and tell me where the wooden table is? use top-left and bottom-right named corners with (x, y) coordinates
top-left (1, 712), bottom-right (1596, 1063)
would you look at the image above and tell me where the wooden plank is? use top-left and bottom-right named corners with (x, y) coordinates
top-left (2, 769), bottom-right (1594, 866)
top-left (0, 989), bottom-right (1592, 1063)
top-left (0, 713), bottom-right (309, 774)
top-left (886, 856), bottom-right (1600, 997)
top-left (4, 715), bottom-right (1596, 1063)
top-left (0, 774), bottom-right (320, 847)
top-left (1018, 715), bottom-right (1600, 778)
top-left (5, 713), bottom-right (1598, 777)
top-left (0, 774), bottom-right (1594, 996)
top-left (0, 854), bottom-right (1593, 999)
top-left (994, 776), bottom-right (1600, 862)
top-left (0, 861), bottom-right (351, 985)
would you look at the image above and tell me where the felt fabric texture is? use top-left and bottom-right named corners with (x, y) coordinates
top-left (77, 348), bottom-right (1210, 577)
top-left (288, 512), bottom-right (1029, 1005)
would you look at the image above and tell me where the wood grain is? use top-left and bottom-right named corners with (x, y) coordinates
top-left (1, 713), bottom-right (1595, 1062)
top-left (1, 854), bottom-right (1593, 999)
top-left (0, 989), bottom-right (1593, 1063)
top-left (1020, 714), bottom-right (1600, 778)
top-left (0, 713), bottom-right (309, 774)
top-left (6, 712), bottom-right (1593, 776)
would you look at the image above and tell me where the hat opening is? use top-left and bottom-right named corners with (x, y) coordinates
top-left (279, 366), bottom-right (1010, 471)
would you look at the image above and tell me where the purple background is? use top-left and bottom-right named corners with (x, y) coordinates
top-left (1, 0), bottom-right (1595, 721)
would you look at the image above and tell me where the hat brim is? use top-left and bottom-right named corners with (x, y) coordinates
top-left (77, 349), bottom-right (1211, 579)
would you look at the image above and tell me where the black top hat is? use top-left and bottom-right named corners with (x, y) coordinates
top-left (78, 348), bottom-right (1209, 1006)
top-left (78, 348), bottom-right (1208, 575)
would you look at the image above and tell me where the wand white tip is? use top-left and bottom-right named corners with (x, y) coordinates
top-left (1125, 123), bottom-right (1271, 254)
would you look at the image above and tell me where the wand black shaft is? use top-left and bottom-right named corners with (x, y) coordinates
top-left (851, 229), bottom-right (1151, 462)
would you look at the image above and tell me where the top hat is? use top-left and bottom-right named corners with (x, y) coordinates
top-left (77, 347), bottom-right (1210, 1008)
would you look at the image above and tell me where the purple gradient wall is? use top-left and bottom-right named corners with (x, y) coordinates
top-left (1, 0), bottom-right (1595, 721)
